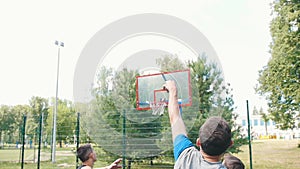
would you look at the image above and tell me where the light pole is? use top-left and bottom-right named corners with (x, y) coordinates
top-left (52, 40), bottom-right (64, 163)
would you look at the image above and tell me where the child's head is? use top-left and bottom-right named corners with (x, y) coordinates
top-left (223, 153), bottom-right (245, 169)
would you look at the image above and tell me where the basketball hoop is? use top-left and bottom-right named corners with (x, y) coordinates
top-left (136, 69), bottom-right (192, 111)
top-left (149, 100), bottom-right (167, 115)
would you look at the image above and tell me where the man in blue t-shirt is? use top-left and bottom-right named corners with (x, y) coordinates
top-left (164, 80), bottom-right (232, 169)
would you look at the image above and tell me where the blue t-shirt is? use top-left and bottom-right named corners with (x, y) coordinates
top-left (174, 134), bottom-right (194, 161)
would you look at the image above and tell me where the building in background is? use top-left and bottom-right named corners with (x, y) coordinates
top-left (236, 113), bottom-right (300, 140)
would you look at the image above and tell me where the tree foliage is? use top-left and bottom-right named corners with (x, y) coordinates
top-left (187, 54), bottom-right (247, 153)
top-left (256, 0), bottom-right (300, 130)
top-left (47, 98), bottom-right (76, 147)
top-left (0, 105), bottom-right (15, 145)
top-left (259, 107), bottom-right (269, 135)
top-left (26, 96), bottom-right (49, 141)
top-left (89, 66), bottom-right (165, 158)
top-left (0, 97), bottom-right (79, 148)
top-left (11, 105), bottom-right (31, 143)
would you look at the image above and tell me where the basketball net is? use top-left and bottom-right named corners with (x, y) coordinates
top-left (149, 99), bottom-right (167, 115)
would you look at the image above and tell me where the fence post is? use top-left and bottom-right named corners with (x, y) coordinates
top-left (37, 112), bottom-right (43, 169)
top-left (33, 128), bottom-right (36, 162)
top-left (76, 112), bottom-right (80, 169)
top-left (122, 110), bottom-right (126, 169)
top-left (246, 100), bottom-right (253, 169)
top-left (21, 115), bottom-right (27, 169)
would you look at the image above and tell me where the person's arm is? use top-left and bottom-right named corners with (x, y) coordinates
top-left (165, 80), bottom-right (180, 125)
top-left (165, 80), bottom-right (191, 160)
top-left (98, 158), bottom-right (122, 169)
top-left (165, 80), bottom-right (187, 141)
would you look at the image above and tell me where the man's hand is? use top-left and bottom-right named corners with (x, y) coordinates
top-left (97, 158), bottom-right (122, 169)
top-left (164, 80), bottom-right (177, 97)
top-left (107, 158), bottom-right (122, 169)
top-left (164, 80), bottom-right (180, 125)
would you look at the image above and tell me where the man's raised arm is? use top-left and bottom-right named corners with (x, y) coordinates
top-left (165, 80), bottom-right (187, 141)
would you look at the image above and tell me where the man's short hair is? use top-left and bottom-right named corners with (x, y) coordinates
top-left (77, 144), bottom-right (93, 162)
top-left (199, 116), bottom-right (231, 156)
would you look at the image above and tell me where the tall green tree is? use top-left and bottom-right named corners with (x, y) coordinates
top-left (256, 0), bottom-right (300, 130)
top-left (11, 104), bottom-right (31, 144)
top-left (0, 105), bottom-right (15, 145)
top-left (187, 55), bottom-right (247, 153)
top-left (156, 54), bottom-right (247, 154)
top-left (259, 107), bottom-right (269, 135)
top-left (91, 66), bottom-right (165, 158)
top-left (27, 96), bottom-right (49, 142)
top-left (47, 98), bottom-right (76, 148)
top-left (29, 96), bottom-right (49, 125)
top-left (156, 54), bottom-right (187, 72)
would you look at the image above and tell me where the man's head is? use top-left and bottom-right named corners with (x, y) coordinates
top-left (197, 116), bottom-right (232, 156)
top-left (223, 153), bottom-right (245, 169)
top-left (77, 144), bottom-right (97, 163)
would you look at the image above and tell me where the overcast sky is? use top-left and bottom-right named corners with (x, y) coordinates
top-left (0, 0), bottom-right (273, 114)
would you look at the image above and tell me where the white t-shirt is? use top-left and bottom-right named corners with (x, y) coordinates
top-left (78, 165), bottom-right (92, 169)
